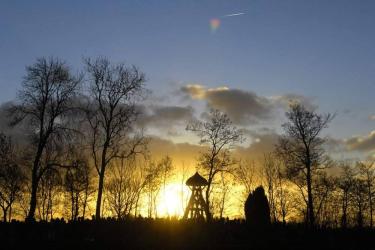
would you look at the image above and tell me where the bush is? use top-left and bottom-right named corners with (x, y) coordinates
top-left (244, 186), bottom-right (270, 227)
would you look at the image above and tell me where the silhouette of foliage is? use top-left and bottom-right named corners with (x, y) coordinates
top-left (244, 186), bottom-right (270, 227)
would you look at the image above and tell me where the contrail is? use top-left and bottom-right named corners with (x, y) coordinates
top-left (222, 12), bottom-right (246, 18)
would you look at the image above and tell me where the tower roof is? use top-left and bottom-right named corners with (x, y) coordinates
top-left (186, 172), bottom-right (208, 186)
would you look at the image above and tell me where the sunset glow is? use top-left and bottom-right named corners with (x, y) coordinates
top-left (156, 182), bottom-right (190, 217)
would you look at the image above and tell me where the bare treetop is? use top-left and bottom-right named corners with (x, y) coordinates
top-left (276, 103), bottom-right (334, 228)
top-left (187, 109), bottom-right (243, 150)
top-left (8, 57), bottom-right (82, 221)
top-left (84, 57), bottom-right (147, 219)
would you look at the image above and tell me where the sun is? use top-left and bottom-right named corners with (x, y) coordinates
top-left (157, 182), bottom-right (190, 218)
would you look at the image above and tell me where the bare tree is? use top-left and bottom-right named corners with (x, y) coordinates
top-left (215, 172), bottom-right (231, 219)
top-left (37, 168), bottom-right (62, 221)
top-left (143, 160), bottom-right (163, 218)
top-left (64, 158), bottom-right (91, 221)
top-left (275, 103), bottom-right (333, 228)
top-left (352, 178), bottom-right (367, 227)
top-left (179, 162), bottom-right (189, 214)
top-left (106, 158), bottom-right (142, 219)
top-left (337, 163), bottom-right (356, 228)
top-left (235, 160), bottom-right (257, 196)
top-left (262, 153), bottom-right (279, 222)
top-left (272, 158), bottom-right (293, 226)
top-left (357, 161), bottom-right (375, 227)
top-left (313, 171), bottom-right (336, 226)
top-left (186, 109), bottom-right (243, 219)
top-left (159, 156), bottom-right (174, 216)
top-left (0, 133), bottom-right (25, 221)
top-left (84, 57), bottom-right (147, 219)
top-left (9, 57), bottom-right (81, 221)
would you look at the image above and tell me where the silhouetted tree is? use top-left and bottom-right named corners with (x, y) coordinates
top-left (0, 133), bottom-right (25, 221)
top-left (262, 153), bottom-right (279, 222)
top-left (313, 171), bottom-right (336, 226)
top-left (179, 162), bottom-right (189, 214)
top-left (64, 158), bottom-right (90, 221)
top-left (84, 57), bottom-right (147, 219)
top-left (106, 158), bottom-right (142, 219)
top-left (144, 160), bottom-right (164, 218)
top-left (235, 160), bottom-right (257, 197)
top-left (215, 172), bottom-right (231, 219)
top-left (357, 161), bottom-right (374, 227)
top-left (244, 186), bottom-right (270, 227)
top-left (337, 163), bottom-right (355, 228)
top-left (275, 103), bottom-right (333, 228)
top-left (159, 156), bottom-right (174, 216)
top-left (37, 164), bottom-right (62, 221)
top-left (274, 158), bottom-right (292, 225)
top-left (187, 109), bottom-right (243, 220)
top-left (9, 57), bottom-right (81, 221)
top-left (352, 178), bottom-right (367, 227)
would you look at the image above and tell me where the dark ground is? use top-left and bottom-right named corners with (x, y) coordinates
top-left (0, 218), bottom-right (374, 250)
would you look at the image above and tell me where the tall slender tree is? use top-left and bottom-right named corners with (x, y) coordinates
top-left (84, 57), bottom-right (147, 219)
top-left (275, 103), bottom-right (333, 228)
top-left (187, 109), bottom-right (243, 219)
top-left (9, 58), bottom-right (81, 221)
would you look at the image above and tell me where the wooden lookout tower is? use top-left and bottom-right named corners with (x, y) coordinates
top-left (183, 172), bottom-right (209, 220)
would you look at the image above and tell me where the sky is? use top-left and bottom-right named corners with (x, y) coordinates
top-left (1, 0), bottom-right (375, 161)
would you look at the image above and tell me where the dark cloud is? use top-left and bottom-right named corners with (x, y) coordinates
top-left (148, 136), bottom-right (204, 166)
top-left (0, 102), bottom-right (31, 144)
top-left (137, 105), bottom-right (195, 134)
top-left (235, 131), bottom-right (280, 161)
top-left (180, 84), bottom-right (316, 125)
top-left (181, 84), bottom-right (273, 124)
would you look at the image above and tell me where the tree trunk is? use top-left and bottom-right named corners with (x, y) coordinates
top-left (26, 172), bottom-right (38, 221)
top-left (306, 163), bottom-right (315, 228)
top-left (95, 138), bottom-right (109, 220)
top-left (205, 183), bottom-right (212, 221)
top-left (83, 186), bottom-right (88, 219)
top-left (74, 194), bottom-right (79, 220)
top-left (8, 205), bottom-right (12, 222)
top-left (26, 144), bottom-right (44, 222)
top-left (2, 208), bottom-right (7, 222)
top-left (95, 170), bottom-right (105, 219)
top-left (368, 184), bottom-right (373, 227)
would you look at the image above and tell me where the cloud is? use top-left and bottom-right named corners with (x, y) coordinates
top-left (324, 137), bottom-right (346, 154)
top-left (271, 94), bottom-right (317, 111)
top-left (235, 131), bottom-right (280, 161)
top-left (136, 105), bottom-right (195, 135)
top-left (180, 84), bottom-right (273, 125)
top-left (345, 130), bottom-right (375, 152)
top-left (0, 102), bottom-right (31, 144)
top-left (148, 136), bottom-right (205, 167)
top-left (369, 115), bottom-right (375, 121)
top-left (148, 131), bottom-right (280, 169)
top-left (180, 84), bottom-right (316, 126)
top-left (345, 131), bottom-right (375, 161)
top-left (180, 84), bottom-right (209, 100)
top-left (222, 12), bottom-right (246, 18)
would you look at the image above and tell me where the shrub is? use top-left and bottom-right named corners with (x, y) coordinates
top-left (244, 186), bottom-right (270, 227)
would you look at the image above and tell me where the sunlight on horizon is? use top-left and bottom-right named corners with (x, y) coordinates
top-left (156, 182), bottom-right (191, 218)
